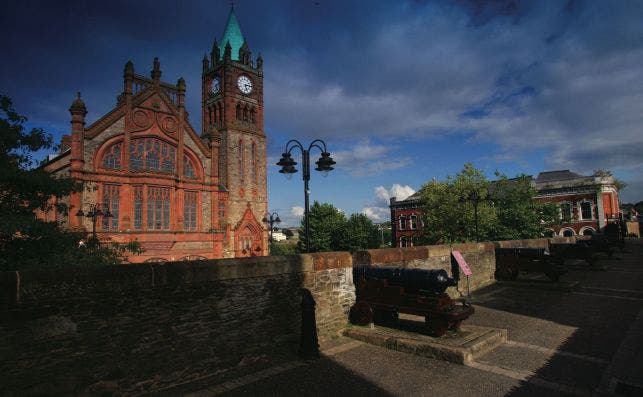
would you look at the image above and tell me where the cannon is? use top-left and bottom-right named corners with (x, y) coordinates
top-left (549, 243), bottom-right (596, 266)
top-left (495, 247), bottom-right (567, 282)
top-left (349, 265), bottom-right (474, 337)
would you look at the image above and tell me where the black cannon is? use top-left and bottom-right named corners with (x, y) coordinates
top-left (353, 266), bottom-right (458, 295)
top-left (495, 247), bottom-right (567, 282)
top-left (349, 265), bottom-right (474, 337)
top-left (549, 243), bottom-right (596, 266)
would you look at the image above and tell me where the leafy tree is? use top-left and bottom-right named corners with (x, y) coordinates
top-left (282, 228), bottom-right (294, 239)
top-left (492, 173), bottom-right (559, 240)
top-left (269, 241), bottom-right (299, 256)
top-left (298, 201), bottom-right (346, 252)
top-left (418, 163), bottom-right (559, 244)
top-left (340, 213), bottom-right (380, 250)
top-left (419, 164), bottom-right (496, 244)
top-left (0, 95), bottom-right (140, 270)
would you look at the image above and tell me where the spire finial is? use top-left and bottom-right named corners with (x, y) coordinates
top-left (76, 92), bottom-right (81, 99)
top-left (230, 0), bottom-right (234, 10)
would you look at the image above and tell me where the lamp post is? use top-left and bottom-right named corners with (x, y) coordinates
top-left (76, 203), bottom-right (113, 242)
top-left (277, 139), bottom-right (335, 253)
top-left (460, 190), bottom-right (492, 242)
top-left (262, 212), bottom-right (281, 243)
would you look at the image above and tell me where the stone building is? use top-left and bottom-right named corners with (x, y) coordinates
top-left (42, 8), bottom-right (268, 262)
top-left (534, 170), bottom-right (620, 237)
top-left (389, 169), bottom-right (621, 246)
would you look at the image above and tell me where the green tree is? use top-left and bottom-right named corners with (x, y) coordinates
top-left (492, 173), bottom-right (559, 240)
top-left (282, 228), bottom-right (294, 239)
top-left (0, 95), bottom-right (140, 270)
top-left (340, 213), bottom-right (380, 250)
top-left (299, 201), bottom-right (346, 252)
top-left (418, 163), bottom-right (558, 244)
top-left (419, 163), bottom-right (496, 244)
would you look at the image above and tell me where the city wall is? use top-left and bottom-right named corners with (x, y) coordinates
top-left (0, 237), bottom-right (575, 394)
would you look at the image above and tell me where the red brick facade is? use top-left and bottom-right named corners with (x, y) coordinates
top-left (389, 170), bottom-right (621, 246)
top-left (43, 9), bottom-right (267, 262)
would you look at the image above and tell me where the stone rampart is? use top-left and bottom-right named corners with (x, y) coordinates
top-left (1, 237), bottom-right (575, 394)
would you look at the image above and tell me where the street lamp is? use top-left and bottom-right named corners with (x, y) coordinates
top-left (262, 212), bottom-right (281, 242)
top-left (460, 190), bottom-right (492, 242)
top-left (76, 203), bottom-right (113, 241)
top-left (277, 139), bottom-right (335, 253)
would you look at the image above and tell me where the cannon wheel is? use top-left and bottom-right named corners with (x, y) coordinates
top-left (349, 301), bottom-right (373, 326)
top-left (373, 308), bottom-right (398, 326)
top-left (449, 320), bottom-right (463, 332)
top-left (427, 316), bottom-right (448, 337)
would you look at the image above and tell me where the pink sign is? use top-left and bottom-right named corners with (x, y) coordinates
top-left (452, 250), bottom-right (472, 276)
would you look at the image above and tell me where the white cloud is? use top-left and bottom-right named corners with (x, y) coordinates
top-left (331, 140), bottom-right (411, 177)
top-left (291, 206), bottom-right (304, 217)
top-left (362, 184), bottom-right (416, 222)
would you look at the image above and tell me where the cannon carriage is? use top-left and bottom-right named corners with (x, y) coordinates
top-left (349, 266), bottom-right (474, 337)
top-left (494, 247), bottom-right (567, 282)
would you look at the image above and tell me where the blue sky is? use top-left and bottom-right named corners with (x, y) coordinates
top-left (2, 0), bottom-right (643, 227)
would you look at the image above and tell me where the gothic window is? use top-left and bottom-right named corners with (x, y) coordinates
top-left (184, 191), bottom-right (197, 231)
top-left (218, 102), bottom-right (223, 122)
top-left (236, 103), bottom-right (241, 120)
top-left (238, 140), bottom-right (244, 180)
top-left (147, 187), bottom-right (170, 230)
top-left (243, 106), bottom-right (249, 121)
top-left (101, 184), bottom-right (119, 231)
top-left (580, 201), bottom-right (592, 220)
top-left (102, 142), bottom-right (121, 169)
top-left (129, 138), bottom-right (176, 173)
top-left (184, 157), bottom-right (197, 179)
top-left (251, 142), bottom-right (256, 182)
top-left (218, 200), bottom-right (226, 222)
top-left (134, 186), bottom-right (143, 230)
top-left (250, 108), bottom-right (255, 123)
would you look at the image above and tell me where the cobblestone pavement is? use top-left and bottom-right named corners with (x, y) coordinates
top-left (170, 239), bottom-right (643, 397)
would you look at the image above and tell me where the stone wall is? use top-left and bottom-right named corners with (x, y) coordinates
top-left (1, 237), bottom-right (577, 394)
top-left (0, 254), bottom-right (354, 395)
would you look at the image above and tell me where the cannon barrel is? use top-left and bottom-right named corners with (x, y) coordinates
top-left (353, 265), bottom-right (457, 295)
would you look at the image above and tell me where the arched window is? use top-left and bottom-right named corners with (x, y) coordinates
top-left (250, 108), bottom-right (256, 123)
top-left (236, 103), bottom-right (241, 120)
top-left (184, 191), bottom-right (197, 231)
top-left (243, 106), bottom-right (249, 121)
top-left (251, 142), bottom-right (256, 182)
top-left (562, 228), bottom-right (574, 237)
top-left (184, 157), bottom-right (197, 179)
top-left (238, 139), bottom-right (244, 181)
top-left (582, 228), bottom-right (595, 236)
top-left (560, 202), bottom-right (572, 221)
top-left (101, 184), bottom-right (120, 231)
top-left (218, 102), bottom-right (223, 122)
top-left (129, 138), bottom-right (176, 173)
top-left (102, 142), bottom-right (122, 169)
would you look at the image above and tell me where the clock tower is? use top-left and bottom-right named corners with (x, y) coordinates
top-left (202, 7), bottom-right (267, 257)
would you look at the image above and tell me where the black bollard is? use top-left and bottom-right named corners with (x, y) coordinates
top-left (299, 288), bottom-right (320, 359)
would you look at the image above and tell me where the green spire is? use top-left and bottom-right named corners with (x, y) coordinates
top-left (220, 8), bottom-right (245, 61)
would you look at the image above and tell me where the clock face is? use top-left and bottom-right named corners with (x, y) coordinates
top-left (237, 75), bottom-right (253, 94)
top-left (210, 77), bottom-right (220, 94)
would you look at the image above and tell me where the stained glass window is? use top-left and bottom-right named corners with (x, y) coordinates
top-left (101, 185), bottom-right (120, 231)
top-left (129, 138), bottom-right (175, 173)
top-left (134, 186), bottom-right (143, 230)
top-left (184, 157), bottom-right (196, 178)
top-left (184, 191), bottom-right (197, 231)
top-left (147, 187), bottom-right (170, 230)
top-left (102, 142), bottom-right (122, 169)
